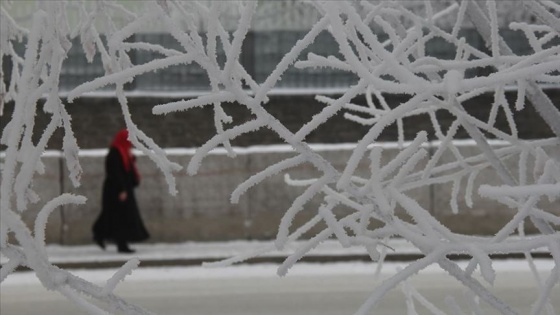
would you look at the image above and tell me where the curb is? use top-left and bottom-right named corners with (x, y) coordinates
top-left (11, 252), bottom-right (552, 272)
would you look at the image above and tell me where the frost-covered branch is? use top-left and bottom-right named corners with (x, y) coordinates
top-left (1, 1), bottom-right (559, 315)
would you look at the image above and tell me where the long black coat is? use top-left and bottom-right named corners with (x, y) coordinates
top-left (93, 147), bottom-right (149, 243)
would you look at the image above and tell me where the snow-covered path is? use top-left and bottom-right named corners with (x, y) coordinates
top-left (2, 260), bottom-right (558, 315)
top-left (1, 238), bottom-right (423, 266)
top-left (2, 238), bottom-right (550, 268)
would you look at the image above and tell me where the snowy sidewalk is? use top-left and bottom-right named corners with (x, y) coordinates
top-left (2, 238), bottom-right (552, 270)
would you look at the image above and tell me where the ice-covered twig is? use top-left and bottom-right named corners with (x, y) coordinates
top-left (3, 1), bottom-right (560, 315)
top-left (356, 249), bottom-right (445, 315)
top-left (102, 258), bottom-right (140, 295)
top-left (34, 194), bottom-right (87, 254)
top-left (231, 155), bottom-right (307, 203)
top-left (59, 285), bottom-right (111, 315)
top-left (479, 183), bottom-right (560, 199)
top-left (401, 279), bottom-right (448, 315)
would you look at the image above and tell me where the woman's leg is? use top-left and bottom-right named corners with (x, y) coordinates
top-left (116, 239), bottom-right (135, 253)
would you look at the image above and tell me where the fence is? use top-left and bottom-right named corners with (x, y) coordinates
top-left (4, 28), bottom-right (553, 93)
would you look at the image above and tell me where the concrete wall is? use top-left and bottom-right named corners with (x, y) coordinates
top-left (4, 142), bottom-right (558, 245)
top-left (433, 143), bottom-right (560, 234)
top-left (15, 155), bottom-right (64, 244)
top-left (2, 89), bottom-right (559, 150)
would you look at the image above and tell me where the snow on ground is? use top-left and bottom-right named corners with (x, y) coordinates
top-left (2, 259), bottom-right (556, 286)
top-left (1, 237), bottom-right (550, 274)
top-left (1, 239), bottom-right (421, 265)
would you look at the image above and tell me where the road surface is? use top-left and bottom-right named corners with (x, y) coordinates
top-left (1, 260), bottom-right (558, 314)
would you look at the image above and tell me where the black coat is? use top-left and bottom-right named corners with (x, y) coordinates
top-left (93, 147), bottom-right (149, 243)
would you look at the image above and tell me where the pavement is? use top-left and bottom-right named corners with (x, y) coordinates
top-left (3, 259), bottom-right (559, 315)
top-left (2, 238), bottom-right (552, 271)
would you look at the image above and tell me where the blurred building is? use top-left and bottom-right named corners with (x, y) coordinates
top-left (3, 1), bottom-right (552, 93)
top-left (2, 1), bottom-right (558, 149)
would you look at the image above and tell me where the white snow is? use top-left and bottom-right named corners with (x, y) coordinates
top-left (3, 259), bottom-right (556, 287)
top-left (2, 1), bottom-right (559, 315)
top-left (0, 238), bottom-right (421, 265)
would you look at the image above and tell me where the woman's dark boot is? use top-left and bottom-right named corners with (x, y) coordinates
top-left (117, 242), bottom-right (135, 254)
top-left (94, 236), bottom-right (105, 250)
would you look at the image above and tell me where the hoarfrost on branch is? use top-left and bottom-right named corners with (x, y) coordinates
top-left (1, 1), bottom-right (559, 314)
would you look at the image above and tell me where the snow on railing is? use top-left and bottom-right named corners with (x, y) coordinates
top-left (1, 1), bottom-right (559, 315)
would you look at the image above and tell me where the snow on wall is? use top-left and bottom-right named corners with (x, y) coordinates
top-left (1, 1), bottom-right (559, 315)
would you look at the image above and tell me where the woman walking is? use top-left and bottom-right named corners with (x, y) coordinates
top-left (93, 129), bottom-right (149, 253)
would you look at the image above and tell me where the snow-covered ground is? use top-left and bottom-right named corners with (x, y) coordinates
top-left (1, 238), bottom-right (549, 266)
top-left (2, 260), bottom-right (557, 315)
top-left (2, 258), bottom-right (556, 285)
top-left (0, 238), bottom-right (419, 265)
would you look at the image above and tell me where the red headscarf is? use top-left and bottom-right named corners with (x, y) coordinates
top-left (111, 129), bottom-right (140, 181)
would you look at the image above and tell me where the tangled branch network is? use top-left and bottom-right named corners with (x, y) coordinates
top-left (1, 1), bottom-right (559, 314)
